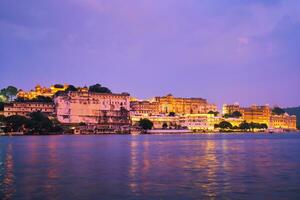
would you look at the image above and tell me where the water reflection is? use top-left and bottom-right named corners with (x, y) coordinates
top-left (1, 144), bottom-right (15, 200)
top-left (1, 134), bottom-right (300, 200)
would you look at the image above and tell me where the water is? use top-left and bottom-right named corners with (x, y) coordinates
top-left (1, 133), bottom-right (300, 200)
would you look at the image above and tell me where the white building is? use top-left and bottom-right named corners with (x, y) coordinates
top-left (54, 91), bottom-right (130, 125)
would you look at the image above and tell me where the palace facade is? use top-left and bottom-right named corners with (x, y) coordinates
top-left (3, 102), bottom-right (55, 117)
top-left (154, 94), bottom-right (217, 115)
top-left (17, 84), bottom-right (69, 99)
top-left (54, 91), bottom-right (131, 126)
top-left (270, 114), bottom-right (297, 130)
top-left (130, 101), bottom-right (159, 116)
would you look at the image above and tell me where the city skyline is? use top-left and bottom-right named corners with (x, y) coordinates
top-left (1, 0), bottom-right (300, 107)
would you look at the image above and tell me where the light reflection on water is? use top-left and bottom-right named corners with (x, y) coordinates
top-left (1, 133), bottom-right (300, 200)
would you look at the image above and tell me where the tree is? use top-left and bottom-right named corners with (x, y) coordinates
top-left (272, 107), bottom-right (285, 115)
top-left (223, 114), bottom-right (231, 118)
top-left (138, 118), bottom-right (153, 130)
top-left (0, 115), bottom-right (5, 123)
top-left (239, 121), bottom-right (250, 130)
top-left (162, 122), bottom-right (168, 129)
top-left (66, 85), bottom-right (78, 92)
top-left (260, 123), bottom-right (268, 130)
top-left (218, 121), bottom-right (233, 129)
top-left (224, 111), bottom-right (242, 118)
top-left (169, 112), bottom-right (176, 117)
top-left (232, 111), bottom-right (242, 118)
top-left (15, 96), bottom-right (53, 103)
top-left (1, 86), bottom-right (18, 102)
top-left (0, 102), bottom-right (4, 111)
top-left (0, 92), bottom-right (8, 102)
top-left (29, 111), bottom-right (54, 134)
top-left (5, 115), bottom-right (30, 132)
top-left (208, 110), bottom-right (219, 116)
top-left (54, 84), bottom-right (64, 88)
top-left (89, 84), bottom-right (112, 93)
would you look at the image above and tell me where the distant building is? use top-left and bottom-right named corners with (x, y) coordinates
top-left (241, 105), bottom-right (271, 126)
top-left (223, 104), bottom-right (271, 126)
top-left (154, 94), bottom-right (216, 115)
top-left (17, 84), bottom-right (69, 99)
top-left (179, 114), bottom-right (209, 130)
top-left (130, 101), bottom-right (159, 116)
top-left (54, 91), bottom-right (131, 127)
top-left (3, 102), bottom-right (55, 117)
top-left (131, 115), bottom-right (180, 129)
top-left (222, 103), bottom-right (241, 115)
top-left (270, 114), bottom-right (297, 130)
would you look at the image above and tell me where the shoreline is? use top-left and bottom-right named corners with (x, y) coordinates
top-left (1, 130), bottom-right (299, 136)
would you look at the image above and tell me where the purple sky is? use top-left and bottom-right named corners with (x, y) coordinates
top-left (0, 0), bottom-right (299, 108)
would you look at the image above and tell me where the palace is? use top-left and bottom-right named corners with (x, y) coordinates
top-left (130, 100), bottom-right (159, 116)
top-left (154, 94), bottom-right (217, 115)
top-left (3, 102), bottom-right (55, 117)
top-left (54, 91), bottom-right (131, 127)
top-left (242, 105), bottom-right (271, 126)
top-left (270, 114), bottom-right (297, 130)
top-left (17, 84), bottom-right (69, 99)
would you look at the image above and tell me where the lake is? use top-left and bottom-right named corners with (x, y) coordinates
top-left (1, 133), bottom-right (300, 200)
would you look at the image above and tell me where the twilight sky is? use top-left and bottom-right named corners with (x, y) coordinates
top-left (0, 0), bottom-right (299, 108)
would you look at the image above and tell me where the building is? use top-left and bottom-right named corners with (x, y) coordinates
top-left (131, 115), bottom-right (180, 129)
top-left (130, 101), bottom-right (159, 116)
top-left (223, 104), bottom-right (271, 126)
top-left (179, 114), bottom-right (209, 130)
top-left (222, 103), bottom-right (241, 115)
top-left (17, 84), bottom-right (69, 99)
top-left (3, 102), bottom-right (55, 117)
top-left (54, 91), bottom-right (131, 127)
top-left (154, 94), bottom-right (216, 115)
top-left (270, 114), bottom-right (297, 130)
top-left (241, 105), bottom-right (271, 126)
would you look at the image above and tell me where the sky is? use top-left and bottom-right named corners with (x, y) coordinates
top-left (0, 0), bottom-right (299, 108)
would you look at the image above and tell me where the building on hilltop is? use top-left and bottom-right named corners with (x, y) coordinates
top-left (54, 91), bottom-right (131, 128)
top-left (17, 84), bottom-right (69, 99)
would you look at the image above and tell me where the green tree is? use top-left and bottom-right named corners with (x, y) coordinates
top-left (239, 121), bottom-right (250, 130)
top-left (66, 85), bottom-right (78, 92)
top-left (260, 123), bottom-right (268, 129)
top-left (29, 111), bottom-right (54, 134)
top-left (0, 115), bottom-right (5, 123)
top-left (272, 107), bottom-right (285, 115)
top-left (15, 96), bottom-right (53, 103)
top-left (208, 110), bottom-right (219, 116)
top-left (54, 84), bottom-right (64, 88)
top-left (5, 115), bottom-right (29, 132)
top-left (218, 121), bottom-right (233, 129)
top-left (0, 102), bottom-right (4, 111)
top-left (162, 122), bottom-right (168, 129)
top-left (1, 86), bottom-right (18, 102)
top-left (223, 114), bottom-right (231, 118)
top-left (89, 84), bottom-right (112, 93)
top-left (138, 118), bottom-right (153, 130)
top-left (169, 112), bottom-right (176, 117)
top-left (232, 111), bottom-right (242, 118)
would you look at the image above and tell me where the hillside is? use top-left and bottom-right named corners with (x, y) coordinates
top-left (284, 106), bottom-right (300, 129)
